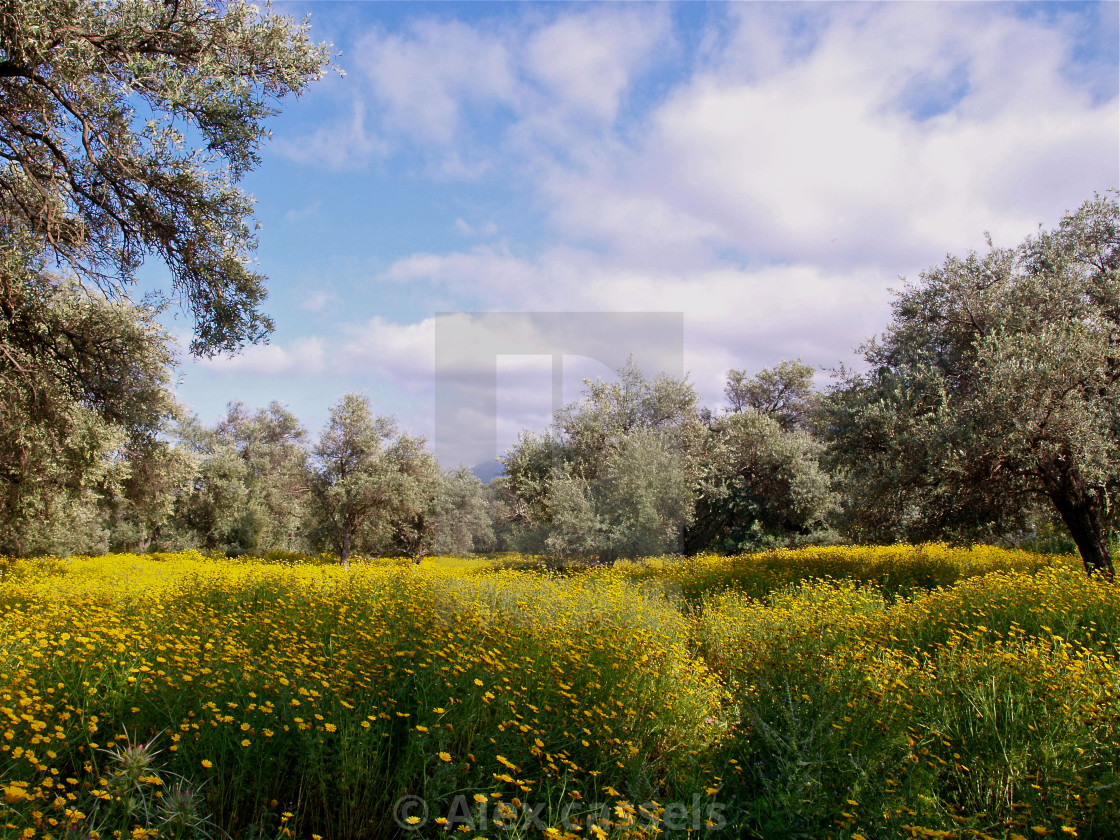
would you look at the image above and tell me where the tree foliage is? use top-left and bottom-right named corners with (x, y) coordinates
top-left (502, 361), bottom-right (700, 562)
top-left (0, 229), bottom-right (176, 554)
top-left (824, 193), bottom-right (1119, 578)
top-left (429, 467), bottom-right (495, 556)
top-left (724, 358), bottom-right (817, 430)
top-left (105, 413), bottom-right (193, 552)
top-left (0, 0), bottom-right (329, 354)
top-left (171, 414), bottom-right (259, 555)
top-left (215, 402), bottom-right (311, 551)
top-left (688, 409), bottom-right (837, 553)
top-left (0, 0), bottom-right (329, 555)
top-left (311, 394), bottom-right (442, 566)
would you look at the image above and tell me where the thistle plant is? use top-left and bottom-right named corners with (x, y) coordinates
top-left (79, 731), bottom-right (216, 840)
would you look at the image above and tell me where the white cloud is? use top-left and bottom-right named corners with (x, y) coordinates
top-left (283, 200), bottom-right (322, 224)
top-left (272, 99), bottom-right (386, 170)
top-left (198, 337), bottom-right (327, 378)
top-left (299, 289), bottom-right (337, 313)
top-left (337, 316), bottom-right (437, 382)
top-left (292, 7), bottom-right (675, 173)
top-left (538, 4), bottom-right (1118, 272)
top-left (199, 4), bottom-right (1117, 458)
top-left (366, 241), bottom-right (893, 430)
top-left (523, 7), bottom-right (672, 124)
top-left (378, 244), bottom-right (542, 304)
top-left (354, 20), bottom-right (520, 145)
top-left (454, 217), bottom-right (499, 237)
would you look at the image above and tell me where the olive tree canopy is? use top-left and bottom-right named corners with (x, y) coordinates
top-left (0, 0), bottom-right (330, 354)
top-left (501, 360), bottom-right (701, 562)
top-left (824, 193), bottom-right (1119, 579)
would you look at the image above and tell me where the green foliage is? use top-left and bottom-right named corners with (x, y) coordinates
top-left (171, 418), bottom-right (260, 556)
top-left (0, 229), bottom-right (177, 555)
top-left (0, 0), bottom-right (330, 354)
top-left (311, 393), bottom-right (442, 565)
top-left (215, 402), bottom-right (313, 553)
top-left (429, 467), bottom-right (496, 555)
top-left (1, 0), bottom-right (330, 558)
top-left (551, 358), bottom-right (701, 477)
top-left (3, 547), bottom-right (1117, 839)
top-left (689, 408), bottom-right (837, 553)
top-left (723, 358), bottom-right (818, 429)
top-left (108, 430), bottom-right (195, 553)
top-left (692, 559), bottom-right (1119, 839)
top-left (380, 430), bottom-right (444, 561)
top-left (824, 192), bottom-right (1120, 578)
top-left (592, 428), bottom-right (693, 559)
top-left (615, 542), bottom-right (1059, 604)
top-left (502, 361), bottom-right (700, 561)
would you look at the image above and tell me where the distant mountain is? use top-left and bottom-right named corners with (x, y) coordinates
top-left (471, 460), bottom-right (505, 484)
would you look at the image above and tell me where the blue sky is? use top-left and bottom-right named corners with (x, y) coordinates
top-left (163, 0), bottom-right (1120, 470)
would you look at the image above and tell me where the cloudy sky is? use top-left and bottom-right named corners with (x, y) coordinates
top-left (164, 0), bottom-right (1119, 470)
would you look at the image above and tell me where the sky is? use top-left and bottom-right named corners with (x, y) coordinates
top-left (161, 0), bottom-right (1120, 472)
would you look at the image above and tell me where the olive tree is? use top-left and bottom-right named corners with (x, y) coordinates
top-left (1, 0), bottom-right (328, 554)
top-left (824, 193), bottom-right (1119, 579)
top-left (0, 231), bottom-right (177, 555)
top-left (0, 0), bottom-right (329, 354)
top-left (429, 467), bottom-right (496, 556)
top-left (688, 409), bottom-right (837, 553)
top-left (724, 359), bottom-right (818, 430)
top-left (502, 361), bottom-right (701, 562)
top-left (312, 394), bottom-right (441, 567)
top-left (216, 402), bottom-right (313, 552)
top-left (171, 415), bottom-right (261, 555)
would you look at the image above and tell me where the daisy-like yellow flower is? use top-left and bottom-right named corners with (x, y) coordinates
top-left (438, 752), bottom-right (452, 762)
top-left (201, 759), bottom-right (213, 769)
top-left (3, 785), bottom-right (28, 804)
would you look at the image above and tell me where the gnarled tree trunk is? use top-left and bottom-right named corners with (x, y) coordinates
top-left (340, 526), bottom-right (352, 570)
top-left (1040, 459), bottom-right (1115, 580)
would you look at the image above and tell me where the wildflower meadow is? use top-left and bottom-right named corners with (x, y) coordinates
top-left (1, 546), bottom-right (1117, 840)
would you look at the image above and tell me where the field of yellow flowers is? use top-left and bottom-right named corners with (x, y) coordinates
top-left (1, 546), bottom-right (1117, 840)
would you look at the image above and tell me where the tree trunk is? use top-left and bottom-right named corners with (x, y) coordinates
top-left (340, 527), bottom-right (352, 570)
top-left (596, 548), bottom-right (619, 567)
top-left (1041, 461), bottom-right (1115, 580)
